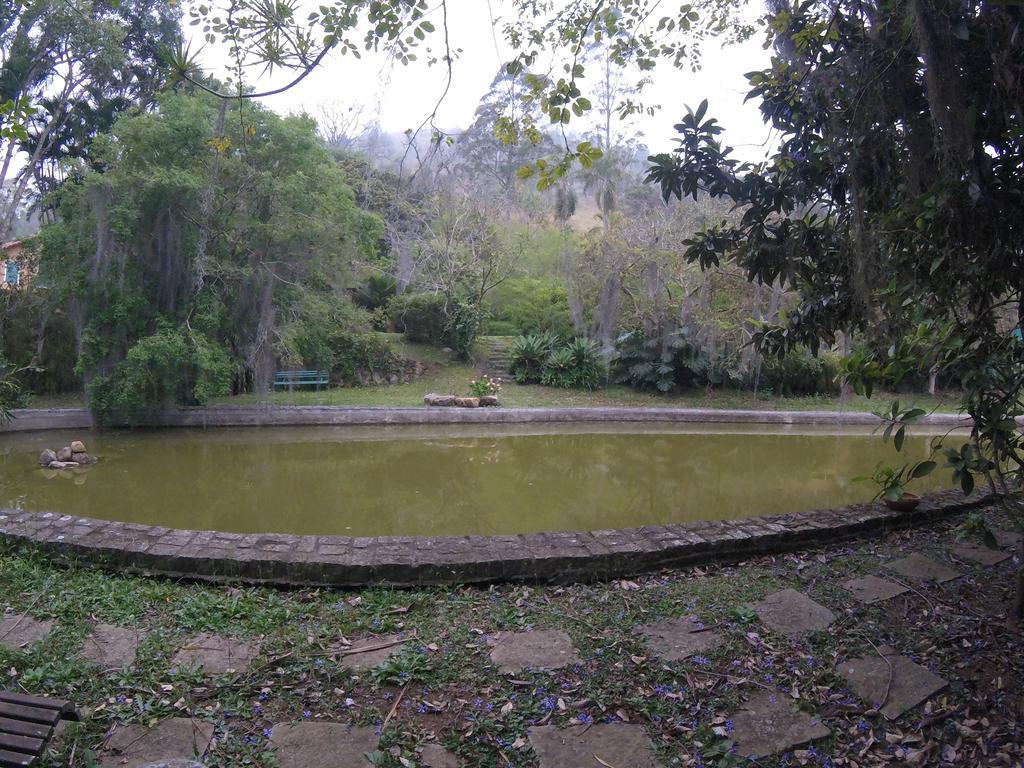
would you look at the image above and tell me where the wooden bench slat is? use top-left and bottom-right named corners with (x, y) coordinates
top-left (0, 718), bottom-right (50, 740)
top-left (0, 703), bottom-right (58, 726)
top-left (0, 692), bottom-right (71, 713)
top-left (0, 732), bottom-right (44, 755)
top-left (0, 748), bottom-right (34, 767)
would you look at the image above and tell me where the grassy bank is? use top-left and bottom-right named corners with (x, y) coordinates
top-left (24, 336), bottom-right (958, 414)
top-left (1, 506), bottom-right (1020, 767)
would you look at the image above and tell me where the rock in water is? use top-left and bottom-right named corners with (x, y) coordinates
top-left (48, 461), bottom-right (80, 469)
top-left (480, 396), bottom-right (500, 407)
top-left (72, 452), bottom-right (95, 465)
top-left (39, 449), bottom-right (57, 467)
top-left (70, 440), bottom-right (86, 453)
top-left (57, 446), bottom-right (73, 461)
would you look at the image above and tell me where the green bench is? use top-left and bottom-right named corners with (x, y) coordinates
top-left (273, 370), bottom-right (329, 392)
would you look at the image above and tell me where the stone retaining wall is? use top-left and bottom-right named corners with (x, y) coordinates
top-left (0, 490), bottom-right (988, 587)
top-left (4, 404), bottom-right (973, 432)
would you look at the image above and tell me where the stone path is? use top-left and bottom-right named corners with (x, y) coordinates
top-left (884, 553), bottom-right (961, 583)
top-left (270, 722), bottom-right (379, 768)
top-left (80, 623), bottom-right (143, 669)
top-left (635, 616), bottom-right (724, 661)
top-left (419, 743), bottom-right (462, 767)
top-left (171, 632), bottom-right (258, 675)
top-left (730, 691), bottom-right (831, 759)
top-left (488, 629), bottom-right (582, 673)
top-left (3, 530), bottom-right (1012, 766)
top-left (842, 575), bottom-right (909, 604)
top-left (836, 650), bottom-right (948, 720)
top-left (99, 717), bottom-right (213, 768)
top-left (0, 612), bottom-right (52, 651)
top-left (338, 634), bottom-right (406, 672)
top-left (949, 543), bottom-right (1012, 566)
top-left (528, 723), bottom-right (662, 768)
top-left (993, 529), bottom-right (1022, 549)
top-left (752, 588), bottom-right (835, 639)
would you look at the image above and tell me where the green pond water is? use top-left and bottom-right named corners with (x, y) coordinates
top-left (0, 424), bottom-right (953, 537)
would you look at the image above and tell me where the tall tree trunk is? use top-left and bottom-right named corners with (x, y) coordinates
top-left (193, 100), bottom-right (228, 293)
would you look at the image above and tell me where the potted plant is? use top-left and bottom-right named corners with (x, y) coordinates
top-left (856, 460), bottom-right (936, 512)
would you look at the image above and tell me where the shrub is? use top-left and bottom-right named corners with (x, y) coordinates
top-left (0, 356), bottom-right (30, 424)
top-left (388, 292), bottom-right (448, 345)
top-left (509, 332), bottom-right (558, 384)
top-left (442, 298), bottom-right (484, 360)
top-left (539, 337), bottom-right (603, 389)
top-left (468, 375), bottom-right (502, 398)
top-left (278, 302), bottom-right (399, 385)
top-left (614, 328), bottom-right (707, 392)
top-left (387, 293), bottom-right (483, 359)
top-left (352, 273), bottom-right (397, 311)
top-left (88, 323), bottom-right (233, 425)
top-left (758, 350), bottom-right (838, 396)
top-left (484, 278), bottom-right (574, 338)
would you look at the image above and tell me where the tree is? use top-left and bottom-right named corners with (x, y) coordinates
top-left (0, 0), bottom-right (180, 237)
top-left (646, 1), bottom-right (1024, 619)
top-left (35, 91), bottom-right (386, 418)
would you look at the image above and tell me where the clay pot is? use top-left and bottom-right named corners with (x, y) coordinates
top-left (883, 492), bottom-right (921, 512)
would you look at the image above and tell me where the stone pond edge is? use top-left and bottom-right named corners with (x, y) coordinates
top-left (0, 489), bottom-right (991, 587)
top-left (2, 404), bottom-right (974, 432)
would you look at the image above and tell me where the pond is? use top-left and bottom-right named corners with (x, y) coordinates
top-left (0, 423), bottom-right (952, 537)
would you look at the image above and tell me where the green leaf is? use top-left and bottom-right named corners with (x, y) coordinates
top-left (910, 460), bottom-right (936, 478)
top-left (894, 426), bottom-right (905, 452)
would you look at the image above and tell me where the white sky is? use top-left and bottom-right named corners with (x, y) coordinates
top-left (191, 0), bottom-right (775, 162)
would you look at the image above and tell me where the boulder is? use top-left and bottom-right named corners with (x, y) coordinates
top-left (70, 440), bottom-right (87, 453)
top-left (72, 452), bottom-right (95, 465)
top-left (424, 393), bottom-right (456, 406)
top-left (454, 397), bottom-right (480, 408)
top-left (48, 461), bottom-right (80, 470)
top-left (479, 396), bottom-right (500, 407)
top-left (57, 446), bottom-right (73, 461)
top-left (39, 449), bottom-right (57, 467)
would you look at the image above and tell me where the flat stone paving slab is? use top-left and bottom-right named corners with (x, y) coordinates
top-left (489, 629), bottom-right (581, 673)
top-left (0, 612), bottom-right (53, 651)
top-left (636, 616), bottom-right (724, 660)
top-left (836, 651), bottom-right (948, 720)
top-left (99, 717), bottom-right (214, 768)
top-left (751, 589), bottom-right (835, 639)
top-left (884, 553), bottom-right (961, 583)
top-left (528, 723), bottom-right (661, 768)
top-left (994, 529), bottom-right (1023, 550)
top-left (842, 575), bottom-right (909, 604)
top-left (949, 543), bottom-right (1012, 566)
top-left (271, 722), bottom-right (378, 768)
top-left (80, 623), bottom-right (143, 669)
top-left (171, 632), bottom-right (258, 675)
top-left (419, 743), bottom-right (461, 767)
top-left (337, 634), bottom-right (406, 672)
top-left (730, 691), bottom-right (830, 759)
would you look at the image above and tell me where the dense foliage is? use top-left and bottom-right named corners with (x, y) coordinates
top-left (33, 91), bottom-right (388, 422)
top-left (614, 328), bottom-right (708, 393)
top-left (509, 333), bottom-right (603, 390)
top-left (646, 1), bottom-right (1024, 616)
top-left (387, 292), bottom-right (481, 360)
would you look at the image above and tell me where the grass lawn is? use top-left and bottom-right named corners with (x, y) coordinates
top-left (24, 336), bottom-right (959, 414)
top-left (1, 505), bottom-right (1020, 767)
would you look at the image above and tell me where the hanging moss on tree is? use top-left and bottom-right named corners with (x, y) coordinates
top-left (35, 91), bottom-right (389, 422)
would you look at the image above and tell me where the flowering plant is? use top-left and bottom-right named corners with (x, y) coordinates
top-left (469, 375), bottom-right (502, 398)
